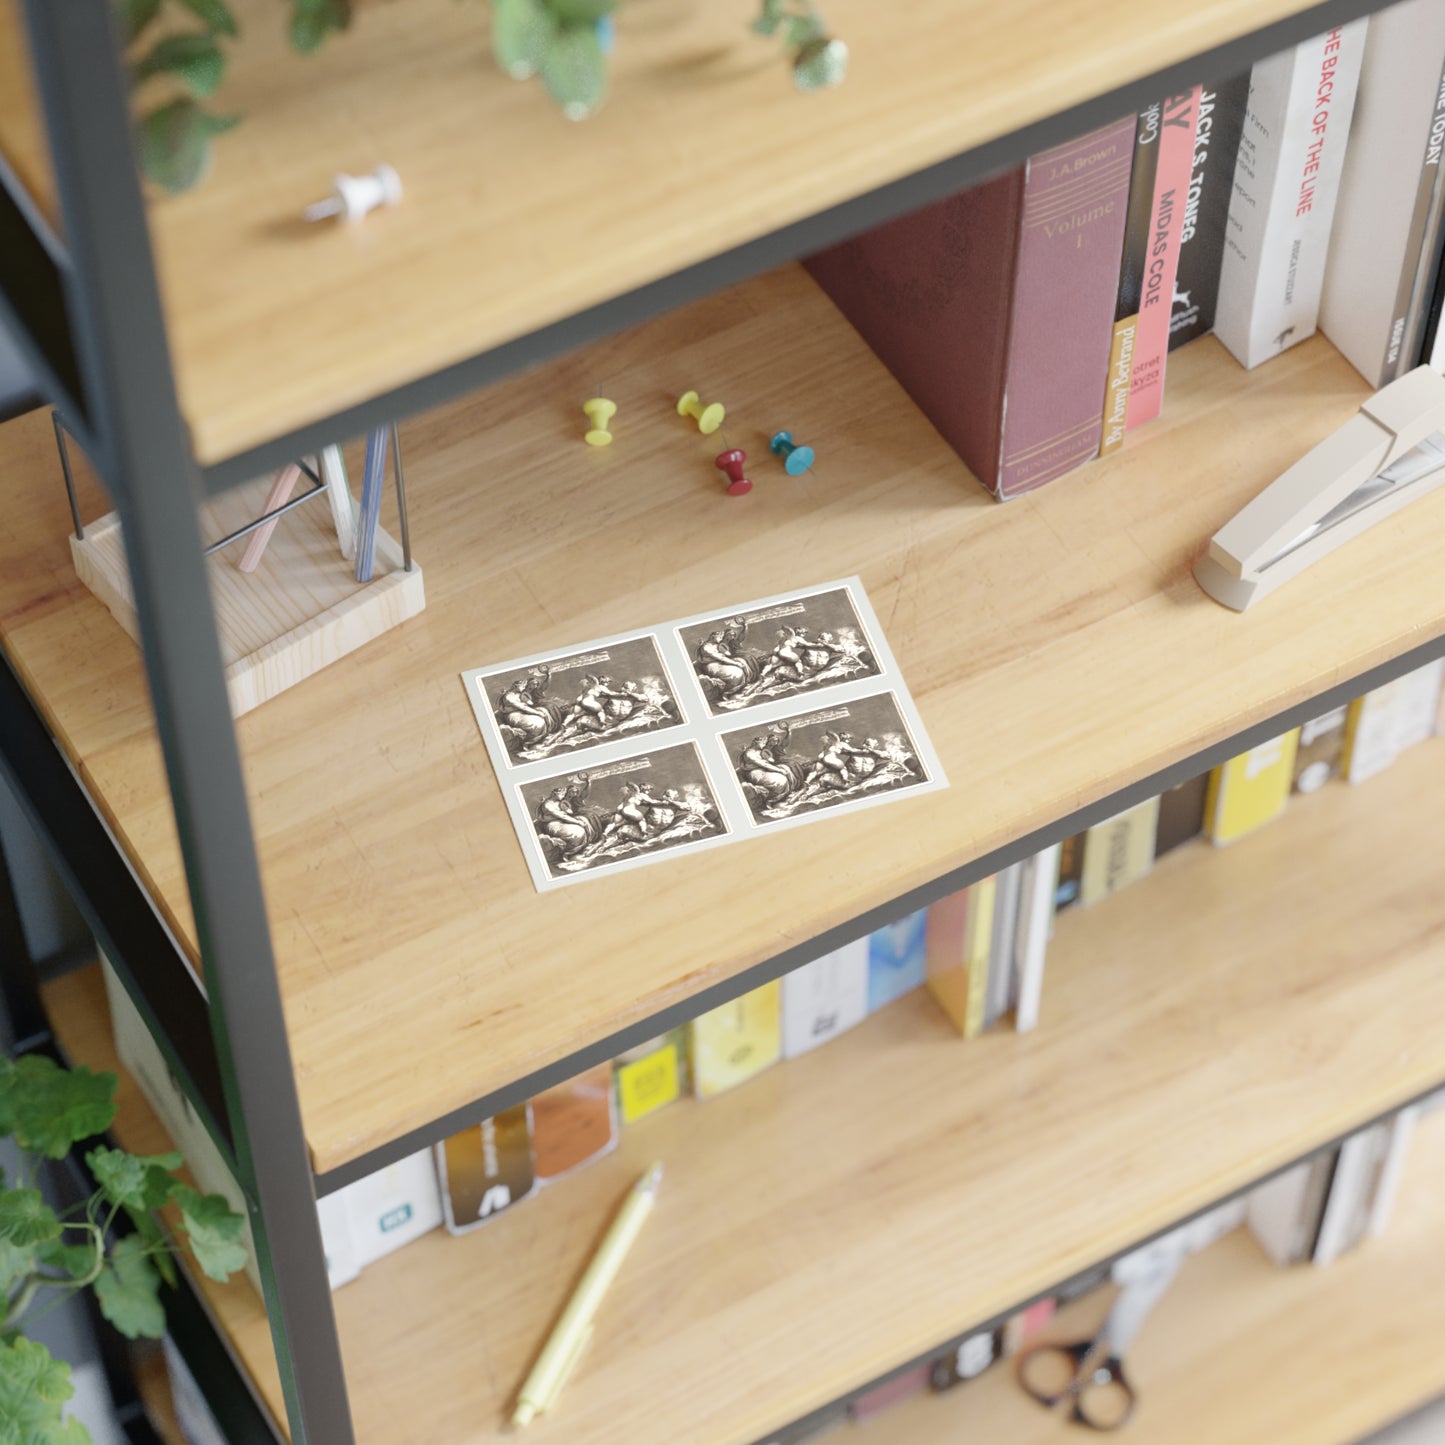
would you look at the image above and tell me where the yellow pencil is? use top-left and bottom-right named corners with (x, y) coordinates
top-left (511, 1162), bottom-right (663, 1427)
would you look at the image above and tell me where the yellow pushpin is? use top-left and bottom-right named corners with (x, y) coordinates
top-left (583, 397), bottom-right (616, 447)
top-left (676, 389), bottom-right (725, 435)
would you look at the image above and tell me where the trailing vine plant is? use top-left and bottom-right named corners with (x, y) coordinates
top-left (0, 1053), bottom-right (246, 1445)
top-left (121, 0), bottom-right (354, 192)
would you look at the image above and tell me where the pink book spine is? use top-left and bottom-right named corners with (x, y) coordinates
top-left (1125, 88), bottom-right (1201, 430)
top-left (997, 118), bottom-right (1135, 498)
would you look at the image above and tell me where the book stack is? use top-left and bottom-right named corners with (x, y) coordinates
top-left (804, 8), bottom-right (1445, 498)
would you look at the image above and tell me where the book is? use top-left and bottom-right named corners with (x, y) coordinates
top-left (1054, 832), bottom-right (1085, 910)
top-left (1343, 661), bottom-right (1445, 782)
top-left (780, 941), bottom-right (870, 1058)
top-left (1078, 795), bottom-right (1160, 905)
top-left (1292, 705), bottom-right (1348, 793)
top-left (1214, 22), bottom-right (1369, 369)
top-left (866, 909), bottom-right (928, 1012)
top-left (1320, 0), bottom-right (1445, 386)
top-left (614, 1029), bottom-right (689, 1122)
top-left (1204, 730), bottom-right (1300, 844)
top-left (847, 1364), bottom-right (930, 1421)
top-left (983, 863), bottom-right (1023, 1028)
top-left (1013, 843), bottom-right (1061, 1034)
top-left (436, 1106), bottom-right (534, 1235)
top-left (690, 981), bottom-right (783, 1097)
top-left (806, 116), bottom-right (1135, 498)
top-left (531, 1063), bottom-right (617, 1181)
top-left (1100, 103), bottom-right (1162, 456)
top-left (1367, 1105), bottom-right (1421, 1237)
top-left (1246, 1151), bottom-right (1337, 1264)
top-left (1000, 1297), bottom-right (1057, 1357)
top-left (1169, 73), bottom-right (1251, 349)
top-left (1153, 773), bottom-right (1209, 857)
top-left (925, 880), bottom-right (998, 1036)
top-left (1312, 1127), bottom-right (1382, 1265)
top-left (929, 1327), bottom-right (1000, 1391)
top-left (1124, 87), bottom-right (1201, 429)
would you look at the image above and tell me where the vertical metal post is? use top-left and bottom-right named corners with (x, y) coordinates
top-left (20, 3), bottom-right (355, 1441)
top-left (0, 830), bottom-right (49, 1052)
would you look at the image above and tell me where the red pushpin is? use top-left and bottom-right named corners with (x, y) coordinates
top-left (714, 448), bottom-right (752, 496)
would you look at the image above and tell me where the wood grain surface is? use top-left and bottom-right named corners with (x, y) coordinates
top-left (43, 735), bottom-right (1445, 1443)
top-left (5, 267), bottom-right (1445, 1173)
top-left (855, 1110), bottom-right (1445, 1445)
top-left (124, 0), bottom-right (1338, 464)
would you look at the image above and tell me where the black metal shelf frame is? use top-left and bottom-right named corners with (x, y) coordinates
top-left (0, 0), bottom-right (1424, 1439)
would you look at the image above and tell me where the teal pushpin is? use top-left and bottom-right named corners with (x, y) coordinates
top-left (769, 430), bottom-right (815, 475)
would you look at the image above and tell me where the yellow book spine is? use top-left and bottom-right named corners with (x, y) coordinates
top-left (1098, 317), bottom-right (1137, 457)
top-left (614, 1030), bottom-right (687, 1124)
top-left (925, 889), bottom-right (973, 1034)
top-left (962, 877), bottom-right (997, 1038)
top-left (689, 981), bottom-right (782, 1098)
top-left (1206, 730), bottom-right (1300, 845)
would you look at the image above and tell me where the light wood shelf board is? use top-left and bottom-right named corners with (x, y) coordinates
top-left (146, 0), bottom-right (1339, 465)
top-left (45, 738), bottom-right (1445, 1443)
top-left (855, 1107), bottom-right (1445, 1445)
top-left (0, 0), bottom-right (58, 231)
top-left (134, 1349), bottom-right (189, 1445)
top-left (6, 268), bottom-right (1445, 1173)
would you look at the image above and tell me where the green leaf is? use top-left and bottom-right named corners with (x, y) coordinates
top-left (751, 0), bottom-right (785, 34)
top-left (132, 32), bottom-right (226, 99)
top-left (0, 1056), bottom-right (18, 1139)
top-left (93, 1236), bottom-right (165, 1340)
top-left (492, 0), bottom-right (553, 78)
top-left (540, 22), bottom-right (607, 119)
top-left (0, 1336), bottom-right (90, 1445)
top-left (137, 99), bottom-right (214, 193)
top-left (289, 0), bottom-right (350, 52)
top-left (118, 1207), bottom-right (175, 1288)
top-left (36, 1236), bottom-right (101, 1283)
top-left (0, 1236), bottom-right (35, 1295)
top-left (792, 35), bottom-right (847, 90)
top-left (6, 1057), bottom-right (116, 1159)
top-left (85, 1146), bottom-right (181, 1213)
top-left (117, 0), bottom-right (162, 44)
top-left (172, 1185), bottom-right (247, 1282)
top-left (545, 0), bottom-right (615, 22)
top-left (176, 0), bottom-right (239, 36)
top-left (783, 13), bottom-right (823, 47)
top-left (0, 1190), bottom-right (61, 1248)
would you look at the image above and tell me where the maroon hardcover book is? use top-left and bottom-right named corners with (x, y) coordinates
top-left (806, 117), bottom-right (1135, 499)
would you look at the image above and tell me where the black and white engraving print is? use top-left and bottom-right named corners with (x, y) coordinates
top-left (519, 743), bottom-right (726, 880)
top-left (722, 691), bottom-right (928, 826)
top-left (677, 586), bottom-right (881, 716)
top-left (478, 635), bottom-right (683, 766)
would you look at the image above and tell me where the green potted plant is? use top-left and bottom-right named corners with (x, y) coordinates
top-left (0, 1051), bottom-right (245, 1444)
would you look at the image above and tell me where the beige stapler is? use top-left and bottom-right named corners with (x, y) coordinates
top-left (1194, 365), bottom-right (1445, 610)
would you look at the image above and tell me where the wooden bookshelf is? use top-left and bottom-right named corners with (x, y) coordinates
top-left (0, 0), bottom-right (56, 229)
top-left (44, 735), bottom-right (1445, 1444)
top-left (854, 1107), bottom-right (1445, 1445)
top-left (6, 264), bottom-right (1445, 1174)
top-left (121, 0), bottom-right (1334, 465)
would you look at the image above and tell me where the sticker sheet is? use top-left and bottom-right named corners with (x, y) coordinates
top-left (461, 578), bottom-right (946, 891)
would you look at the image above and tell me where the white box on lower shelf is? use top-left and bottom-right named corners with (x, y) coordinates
top-left (99, 954), bottom-right (439, 1292)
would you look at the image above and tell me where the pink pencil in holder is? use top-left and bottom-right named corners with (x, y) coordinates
top-left (237, 463), bottom-right (303, 573)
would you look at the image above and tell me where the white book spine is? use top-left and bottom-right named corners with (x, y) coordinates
top-left (1367, 1105), bottom-right (1421, 1237)
top-left (984, 862), bottom-right (1023, 1028)
top-left (780, 940), bottom-right (870, 1058)
top-left (1312, 1128), bottom-right (1375, 1265)
top-left (1216, 21), bottom-right (1368, 369)
top-left (1012, 844), bottom-right (1061, 1035)
top-left (1319, 0), bottom-right (1445, 386)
